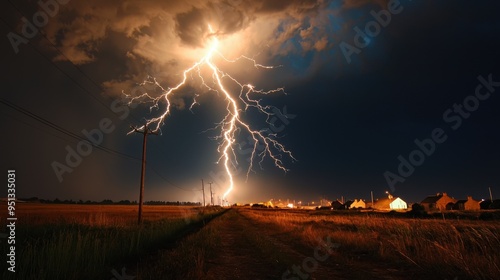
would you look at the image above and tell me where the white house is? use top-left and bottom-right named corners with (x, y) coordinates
top-left (389, 197), bottom-right (407, 210)
top-left (373, 196), bottom-right (408, 210)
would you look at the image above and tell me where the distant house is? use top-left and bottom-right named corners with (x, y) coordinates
top-left (389, 197), bottom-right (408, 209)
top-left (331, 200), bottom-right (344, 210)
top-left (421, 192), bottom-right (457, 212)
top-left (350, 199), bottom-right (366, 209)
top-left (463, 196), bottom-right (481, 211)
top-left (454, 196), bottom-right (481, 211)
top-left (373, 196), bottom-right (407, 210)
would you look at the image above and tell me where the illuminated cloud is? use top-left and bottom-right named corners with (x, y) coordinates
top-left (39, 0), bottom-right (389, 97)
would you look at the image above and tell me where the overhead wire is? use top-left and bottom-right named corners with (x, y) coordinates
top-left (1, 97), bottom-right (199, 192)
top-left (3, 0), bottom-right (131, 120)
top-left (0, 110), bottom-right (73, 144)
top-left (0, 98), bottom-right (141, 161)
top-left (0, 2), bottom-right (199, 191)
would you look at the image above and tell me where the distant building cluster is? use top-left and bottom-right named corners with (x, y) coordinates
top-left (339, 194), bottom-right (408, 211)
top-left (253, 192), bottom-right (500, 212)
top-left (330, 192), bottom-right (498, 211)
top-left (420, 192), bottom-right (481, 211)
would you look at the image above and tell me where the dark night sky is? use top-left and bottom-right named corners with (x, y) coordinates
top-left (1, 0), bottom-right (499, 204)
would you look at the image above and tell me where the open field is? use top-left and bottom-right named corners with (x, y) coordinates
top-left (241, 208), bottom-right (500, 279)
top-left (1, 203), bottom-right (225, 279)
top-left (2, 204), bottom-right (499, 279)
top-left (10, 203), bottom-right (205, 226)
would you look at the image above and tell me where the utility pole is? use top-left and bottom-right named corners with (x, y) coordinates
top-left (371, 191), bottom-right (374, 208)
top-left (489, 187), bottom-right (494, 202)
top-left (201, 179), bottom-right (206, 207)
top-left (209, 182), bottom-right (214, 206)
top-left (132, 124), bottom-right (158, 225)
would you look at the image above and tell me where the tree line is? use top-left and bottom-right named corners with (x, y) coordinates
top-left (17, 197), bottom-right (201, 206)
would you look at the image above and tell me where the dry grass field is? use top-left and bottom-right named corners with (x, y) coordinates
top-left (0, 203), bottom-right (224, 280)
top-left (240, 208), bottom-right (500, 279)
top-left (124, 208), bottom-right (500, 279)
top-left (2, 204), bottom-right (499, 279)
top-left (11, 203), bottom-right (203, 226)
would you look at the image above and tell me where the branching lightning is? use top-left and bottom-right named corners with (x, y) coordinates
top-left (127, 25), bottom-right (295, 200)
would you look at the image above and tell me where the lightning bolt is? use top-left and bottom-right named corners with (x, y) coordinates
top-left (127, 25), bottom-right (295, 201)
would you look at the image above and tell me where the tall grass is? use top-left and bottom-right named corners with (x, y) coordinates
top-left (1, 206), bottom-right (223, 280)
top-left (243, 209), bottom-right (500, 279)
top-left (136, 209), bottom-right (228, 279)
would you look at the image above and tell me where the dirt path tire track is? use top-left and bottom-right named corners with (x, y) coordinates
top-left (205, 208), bottom-right (438, 280)
top-left (128, 208), bottom-right (438, 280)
top-left (204, 209), bottom-right (285, 279)
top-left (120, 208), bottom-right (228, 279)
top-left (203, 208), bottom-right (357, 279)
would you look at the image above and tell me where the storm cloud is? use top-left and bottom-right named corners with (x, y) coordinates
top-left (35, 0), bottom-right (389, 95)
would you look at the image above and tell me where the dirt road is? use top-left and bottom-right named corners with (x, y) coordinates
top-left (203, 209), bottom-right (284, 279)
top-left (133, 208), bottom-right (437, 279)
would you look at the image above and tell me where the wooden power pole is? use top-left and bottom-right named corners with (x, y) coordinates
top-left (201, 179), bottom-right (206, 207)
top-left (132, 124), bottom-right (157, 225)
top-left (209, 182), bottom-right (214, 206)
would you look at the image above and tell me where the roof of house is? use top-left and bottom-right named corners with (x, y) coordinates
top-left (421, 195), bottom-right (442, 204)
top-left (465, 197), bottom-right (480, 202)
top-left (349, 199), bottom-right (366, 208)
top-left (373, 197), bottom-right (395, 208)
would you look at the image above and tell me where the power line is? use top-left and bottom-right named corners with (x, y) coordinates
top-left (1, 98), bottom-right (200, 192)
top-left (1, 3), bottom-right (176, 160)
top-left (1, 5), bottom-right (195, 192)
top-left (2, 1), bottom-right (135, 121)
top-left (0, 97), bottom-right (141, 161)
top-left (0, 110), bottom-right (73, 143)
top-left (2, 2), bottom-right (179, 142)
top-left (148, 166), bottom-right (201, 192)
